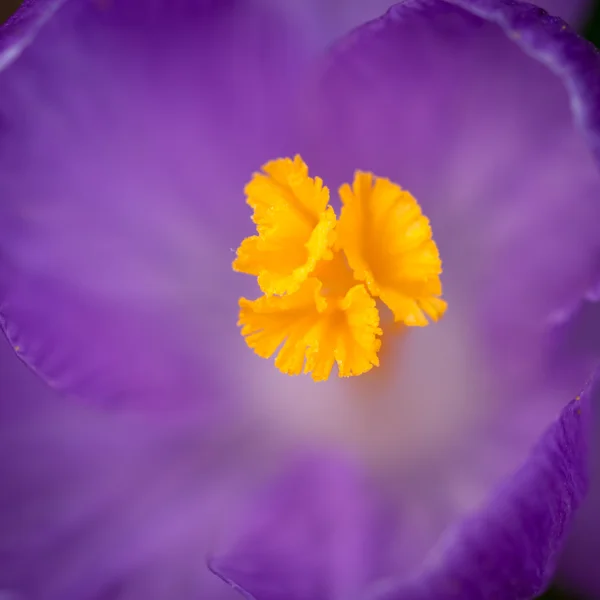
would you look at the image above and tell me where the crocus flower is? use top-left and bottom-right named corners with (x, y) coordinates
top-left (0, 1), bottom-right (599, 599)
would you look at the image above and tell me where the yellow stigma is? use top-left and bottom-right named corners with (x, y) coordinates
top-left (233, 157), bottom-right (446, 381)
top-left (338, 172), bottom-right (447, 326)
top-left (232, 155), bottom-right (336, 296)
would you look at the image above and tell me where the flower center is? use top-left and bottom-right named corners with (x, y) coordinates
top-left (233, 155), bottom-right (446, 381)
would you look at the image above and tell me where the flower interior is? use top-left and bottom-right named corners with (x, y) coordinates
top-left (233, 155), bottom-right (447, 381)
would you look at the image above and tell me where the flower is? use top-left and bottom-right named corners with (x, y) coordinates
top-left (0, 1), bottom-right (599, 599)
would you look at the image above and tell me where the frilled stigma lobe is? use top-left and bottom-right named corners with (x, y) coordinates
top-left (233, 156), bottom-right (446, 381)
top-left (338, 172), bottom-right (447, 326)
top-left (232, 156), bottom-right (336, 296)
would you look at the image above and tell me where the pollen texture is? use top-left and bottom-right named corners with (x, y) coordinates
top-left (233, 157), bottom-right (446, 381)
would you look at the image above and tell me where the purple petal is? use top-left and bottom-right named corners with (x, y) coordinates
top-left (549, 292), bottom-right (600, 382)
top-left (300, 0), bottom-right (600, 427)
top-left (0, 0), bottom-right (65, 66)
top-left (209, 453), bottom-right (391, 600)
top-left (0, 0), bottom-right (305, 410)
top-left (282, 0), bottom-right (591, 51)
top-left (368, 374), bottom-right (594, 600)
top-left (557, 383), bottom-right (600, 597)
top-left (278, 0), bottom-right (397, 48)
top-left (0, 332), bottom-right (273, 600)
top-left (206, 378), bottom-right (593, 600)
top-left (0, 316), bottom-right (59, 420)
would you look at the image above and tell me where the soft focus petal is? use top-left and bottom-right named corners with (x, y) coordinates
top-left (209, 453), bottom-right (389, 600)
top-left (270, 0), bottom-right (396, 48)
top-left (0, 333), bottom-right (276, 600)
top-left (208, 379), bottom-right (593, 600)
top-left (368, 376), bottom-right (593, 600)
top-left (549, 288), bottom-right (600, 382)
top-left (0, 0), bottom-right (305, 410)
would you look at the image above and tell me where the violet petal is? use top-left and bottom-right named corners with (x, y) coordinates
top-left (0, 0), bottom-right (305, 410)
top-left (209, 453), bottom-right (391, 600)
top-left (369, 374), bottom-right (594, 600)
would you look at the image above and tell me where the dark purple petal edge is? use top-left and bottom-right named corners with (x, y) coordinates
top-left (447, 0), bottom-right (600, 163)
top-left (370, 370), bottom-right (596, 600)
top-left (325, 0), bottom-right (600, 162)
top-left (0, 0), bottom-right (66, 69)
